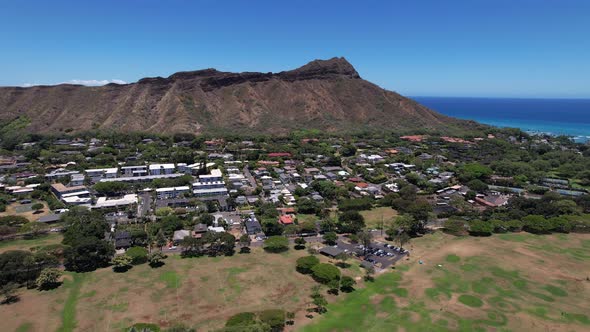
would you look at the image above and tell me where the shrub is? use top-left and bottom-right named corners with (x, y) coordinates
top-left (522, 215), bottom-right (553, 234)
top-left (468, 220), bottom-right (493, 236)
top-left (443, 219), bottom-right (467, 236)
top-left (127, 323), bottom-right (161, 332)
top-left (311, 263), bottom-right (341, 284)
top-left (36, 267), bottom-right (62, 290)
top-left (296, 255), bottom-right (320, 274)
top-left (263, 236), bottom-right (289, 253)
top-left (258, 309), bottom-right (285, 331)
top-left (126, 246), bottom-right (148, 265)
top-left (340, 275), bottom-right (356, 292)
top-left (226, 312), bottom-right (256, 327)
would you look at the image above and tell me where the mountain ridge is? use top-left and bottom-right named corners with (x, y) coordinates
top-left (0, 57), bottom-right (473, 134)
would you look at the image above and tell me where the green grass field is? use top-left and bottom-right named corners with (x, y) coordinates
top-left (0, 233), bottom-right (63, 253)
top-left (301, 232), bottom-right (590, 332)
top-left (360, 207), bottom-right (398, 229)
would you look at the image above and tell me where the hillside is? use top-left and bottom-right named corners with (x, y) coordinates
top-left (0, 57), bottom-right (473, 134)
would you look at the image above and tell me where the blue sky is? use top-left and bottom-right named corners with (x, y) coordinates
top-left (1, 0), bottom-right (589, 98)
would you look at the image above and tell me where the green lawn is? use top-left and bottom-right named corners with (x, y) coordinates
top-left (57, 273), bottom-right (87, 332)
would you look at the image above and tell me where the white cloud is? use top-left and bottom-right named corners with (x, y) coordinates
top-left (22, 79), bottom-right (127, 87)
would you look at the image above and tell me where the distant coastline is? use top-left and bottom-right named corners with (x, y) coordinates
top-left (413, 96), bottom-right (590, 143)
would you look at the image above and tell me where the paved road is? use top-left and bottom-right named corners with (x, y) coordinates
top-left (137, 192), bottom-right (152, 218)
top-left (243, 165), bottom-right (258, 188)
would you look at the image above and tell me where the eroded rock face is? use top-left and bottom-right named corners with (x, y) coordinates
top-left (0, 57), bottom-right (469, 134)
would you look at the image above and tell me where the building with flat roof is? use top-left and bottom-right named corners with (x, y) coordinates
top-left (149, 163), bottom-right (175, 175)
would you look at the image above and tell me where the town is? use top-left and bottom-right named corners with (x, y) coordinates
top-left (1, 127), bottom-right (589, 331)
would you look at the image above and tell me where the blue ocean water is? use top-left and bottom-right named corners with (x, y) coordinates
top-left (413, 97), bottom-right (590, 142)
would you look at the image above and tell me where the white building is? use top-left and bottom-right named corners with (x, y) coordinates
top-left (121, 165), bottom-right (148, 177)
top-left (193, 169), bottom-right (228, 197)
top-left (156, 186), bottom-right (190, 199)
top-left (88, 194), bottom-right (138, 209)
top-left (149, 163), bottom-right (175, 175)
top-left (85, 168), bottom-right (118, 182)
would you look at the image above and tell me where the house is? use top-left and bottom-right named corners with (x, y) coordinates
top-left (114, 231), bottom-right (132, 249)
top-left (279, 215), bottom-right (294, 225)
top-left (173, 230), bottom-right (191, 244)
top-left (193, 223), bottom-right (208, 237)
top-left (245, 217), bottom-right (263, 235)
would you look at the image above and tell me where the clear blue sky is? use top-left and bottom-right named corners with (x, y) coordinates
top-left (1, 0), bottom-right (589, 98)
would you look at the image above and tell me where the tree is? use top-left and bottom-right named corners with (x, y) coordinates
top-left (357, 230), bottom-right (373, 256)
top-left (296, 255), bottom-right (320, 274)
top-left (340, 276), bottom-right (356, 292)
top-left (199, 213), bottom-right (215, 226)
top-left (364, 265), bottom-right (375, 282)
top-left (322, 232), bottom-right (338, 245)
top-left (337, 211), bottom-right (365, 233)
top-left (0, 282), bottom-right (19, 304)
top-left (126, 246), bottom-right (148, 265)
top-left (155, 229), bottom-right (167, 250)
top-left (94, 181), bottom-right (129, 196)
top-left (263, 236), bottom-right (289, 253)
top-left (334, 252), bottom-right (350, 268)
top-left (394, 232), bottom-right (411, 250)
top-left (31, 203), bottom-right (44, 213)
top-left (311, 263), bottom-right (341, 284)
top-left (36, 268), bottom-right (62, 290)
top-left (239, 234), bottom-right (251, 247)
top-left (111, 254), bottom-right (133, 273)
top-left (147, 251), bottom-right (167, 268)
top-left (297, 198), bottom-right (320, 215)
top-left (62, 208), bottom-right (109, 246)
top-left (294, 237), bottom-right (306, 250)
top-left (64, 237), bottom-right (115, 272)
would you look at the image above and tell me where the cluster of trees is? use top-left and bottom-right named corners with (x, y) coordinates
top-left (444, 214), bottom-right (588, 237)
top-left (295, 256), bottom-right (356, 294)
top-left (110, 246), bottom-right (167, 272)
top-left (180, 231), bottom-right (236, 257)
top-left (62, 208), bottom-right (115, 272)
top-left (0, 249), bottom-right (62, 303)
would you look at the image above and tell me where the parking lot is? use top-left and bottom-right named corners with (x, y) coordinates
top-left (335, 238), bottom-right (408, 270)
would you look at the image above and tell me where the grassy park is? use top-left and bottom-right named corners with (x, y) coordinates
top-left (301, 232), bottom-right (590, 332)
top-left (1, 231), bottom-right (589, 332)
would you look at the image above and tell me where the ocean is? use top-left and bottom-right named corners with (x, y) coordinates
top-left (413, 97), bottom-right (590, 143)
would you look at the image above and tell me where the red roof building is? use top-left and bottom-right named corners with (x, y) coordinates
top-left (279, 215), bottom-right (294, 225)
top-left (400, 135), bottom-right (426, 142)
